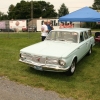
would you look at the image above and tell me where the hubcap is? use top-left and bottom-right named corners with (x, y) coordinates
top-left (89, 49), bottom-right (91, 54)
top-left (71, 62), bottom-right (75, 73)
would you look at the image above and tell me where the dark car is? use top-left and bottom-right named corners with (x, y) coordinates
top-left (28, 26), bottom-right (37, 32)
top-left (22, 28), bottom-right (28, 32)
top-left (0, 29), bottom-right (14, 32)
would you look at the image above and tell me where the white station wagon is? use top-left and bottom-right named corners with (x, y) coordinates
top-left (19, 28), bottom-right (95, 75)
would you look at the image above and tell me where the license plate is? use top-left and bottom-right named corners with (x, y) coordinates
top-left (34, 66), bottom-right (42, 71)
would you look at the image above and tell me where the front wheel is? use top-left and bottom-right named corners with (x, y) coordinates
top-left (67, 60), bottom-right (76, 76)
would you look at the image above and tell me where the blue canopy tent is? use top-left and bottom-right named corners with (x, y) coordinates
top-left (59, 7), bottom-right (100, 22)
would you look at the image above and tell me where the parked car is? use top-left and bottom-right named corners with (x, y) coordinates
top-left (19, 28), bottom-right (95, 75)
top-left (28, 26), bottom-right (37, 32)
top-left (22, 28), bottom-right (28, 32)
top-left (22, 26), bottom-right (37, 32)
top-left (0, 29), bottom-right (14, 32)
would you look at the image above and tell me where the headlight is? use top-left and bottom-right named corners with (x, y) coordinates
top-left (46, 57), bottom-right (59, 65)
top-left (20, 53), bottom-right (28, 60)
top-left (59, 60), bottom-right (66, 66)
top-left (20, 53), bottom-right (25, 60)
top-left (20, 53), bottom-right (25, 58)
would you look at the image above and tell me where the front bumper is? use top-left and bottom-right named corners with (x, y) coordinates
top-left (19, 59), bottom-right (70, 72)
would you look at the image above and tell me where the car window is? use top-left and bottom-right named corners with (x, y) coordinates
top-left (80, 32), bottom-right (84, 42)
top-left (56, 32), bottom-right (63, 40)
top-left (84, 31), bottom-right (88, 40)
top-left (46, 31), bottom-right (78, 43)
top-left (46, 31), bottom-right (56, 40)
top-left (88, 30), bottom-right (92, 37)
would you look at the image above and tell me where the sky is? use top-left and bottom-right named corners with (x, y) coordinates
top-left (0, 0), bottom-right (94, 14)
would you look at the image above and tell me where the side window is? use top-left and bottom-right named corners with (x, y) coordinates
top-left (55, 31), bottom-right (60, 39)
top-left (49, 31), bottom-right (56, 40)
top-left (80, 32), bottom-right (84, 42)
top-left (84, 31), bottom-right (88, 40)
top-left (88, 30), bottom-right (92, 37)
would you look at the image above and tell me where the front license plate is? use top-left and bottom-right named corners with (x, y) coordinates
top-left (34, 66), bottom-right (42, 71)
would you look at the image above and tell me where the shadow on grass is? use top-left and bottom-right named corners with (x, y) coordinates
top-left (27, 67), bottom-right (68, 78)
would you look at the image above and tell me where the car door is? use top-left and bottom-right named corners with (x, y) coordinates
top-left (77, 32), bottom-right (88, 61)
top-left (83, 31), bottom-right (90, 52)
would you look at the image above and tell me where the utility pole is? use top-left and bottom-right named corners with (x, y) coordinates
top-left (31, 0), bottom-right (33, 32)
top-left (31, 0), bottom-right (33, 19)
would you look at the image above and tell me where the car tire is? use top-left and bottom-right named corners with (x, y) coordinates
top-left (87, 46), bottom-right (92, 55)
top-left (67, 60), bottom-right (76, 76)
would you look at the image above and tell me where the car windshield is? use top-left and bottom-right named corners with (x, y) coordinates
top-left (46, 31), bottom-right (78, 43)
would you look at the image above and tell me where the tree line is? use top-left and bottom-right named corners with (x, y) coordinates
top-left (0, 0), bottom-right (100, 29)
top-left (0, 0), bottom-right (69, 20)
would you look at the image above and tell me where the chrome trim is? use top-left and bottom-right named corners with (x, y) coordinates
top-left (19, 59), bottom-right (70, 72)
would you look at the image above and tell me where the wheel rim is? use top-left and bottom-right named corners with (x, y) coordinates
top-left (71, 62), bottom-right (75, 73)
top-left (89, 48), bottom-right (91, 54)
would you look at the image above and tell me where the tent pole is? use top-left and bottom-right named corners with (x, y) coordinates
top-left (80, 22), bottom-right (81, 28)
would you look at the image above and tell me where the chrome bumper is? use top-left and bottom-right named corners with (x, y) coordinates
top-left (19, 59), bottom-right (70, 72)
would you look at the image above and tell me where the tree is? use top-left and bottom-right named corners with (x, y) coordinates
top-left (58, 3), bottom-right (69, 17)
top-left (7, 0), bottom-right (57, 20)
top-left (8, 1), bottom-right (30, 19)
top-left (39, 1), bottom-right (57, 18)
top-left (7, 4), bottom-right (15, 19)
top-left (0, 11), bottom-right (4, 18)
top-left (0, 11), bottom-right (8, 20)
top-left (92, 0), bottom-right (100, 10)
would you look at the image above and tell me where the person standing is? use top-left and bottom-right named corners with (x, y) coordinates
top-left (69, 22), bottom-right (74, 28)
top-left (64, 23), bottom-right (69, 28)
top-left (41, 20), bottom-right (48, 41)
top-left (47, 20), bottom-right (53, 33)
top-left (59, 22), bottom-right (64, 29)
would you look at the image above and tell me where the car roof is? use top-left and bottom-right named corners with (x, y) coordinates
top-left (51, 28), bottom-right (91, 33)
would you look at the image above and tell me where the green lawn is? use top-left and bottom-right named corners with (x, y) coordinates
top-left (0, 32), bottom-right (100, 100)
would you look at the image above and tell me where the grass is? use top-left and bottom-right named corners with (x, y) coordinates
top-left (0, 32), bottom-right (100, 100)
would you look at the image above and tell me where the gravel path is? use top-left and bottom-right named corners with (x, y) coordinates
top-left (0, 76), bottom-right (74, 100)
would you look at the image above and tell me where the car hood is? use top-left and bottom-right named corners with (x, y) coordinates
top-left (20, 41), bottom-right (79, 58)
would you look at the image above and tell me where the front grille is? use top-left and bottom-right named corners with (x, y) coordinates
top-left (22, 53), bottom-right (59, 65)
top-left (32, 56), bottom-right (46, 64)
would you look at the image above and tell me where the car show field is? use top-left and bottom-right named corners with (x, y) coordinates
top-left (0, 31), bottom-right (100, 100)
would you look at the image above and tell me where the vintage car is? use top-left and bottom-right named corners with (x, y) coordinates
top-left (19, 28), bottom-right (95, 75)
